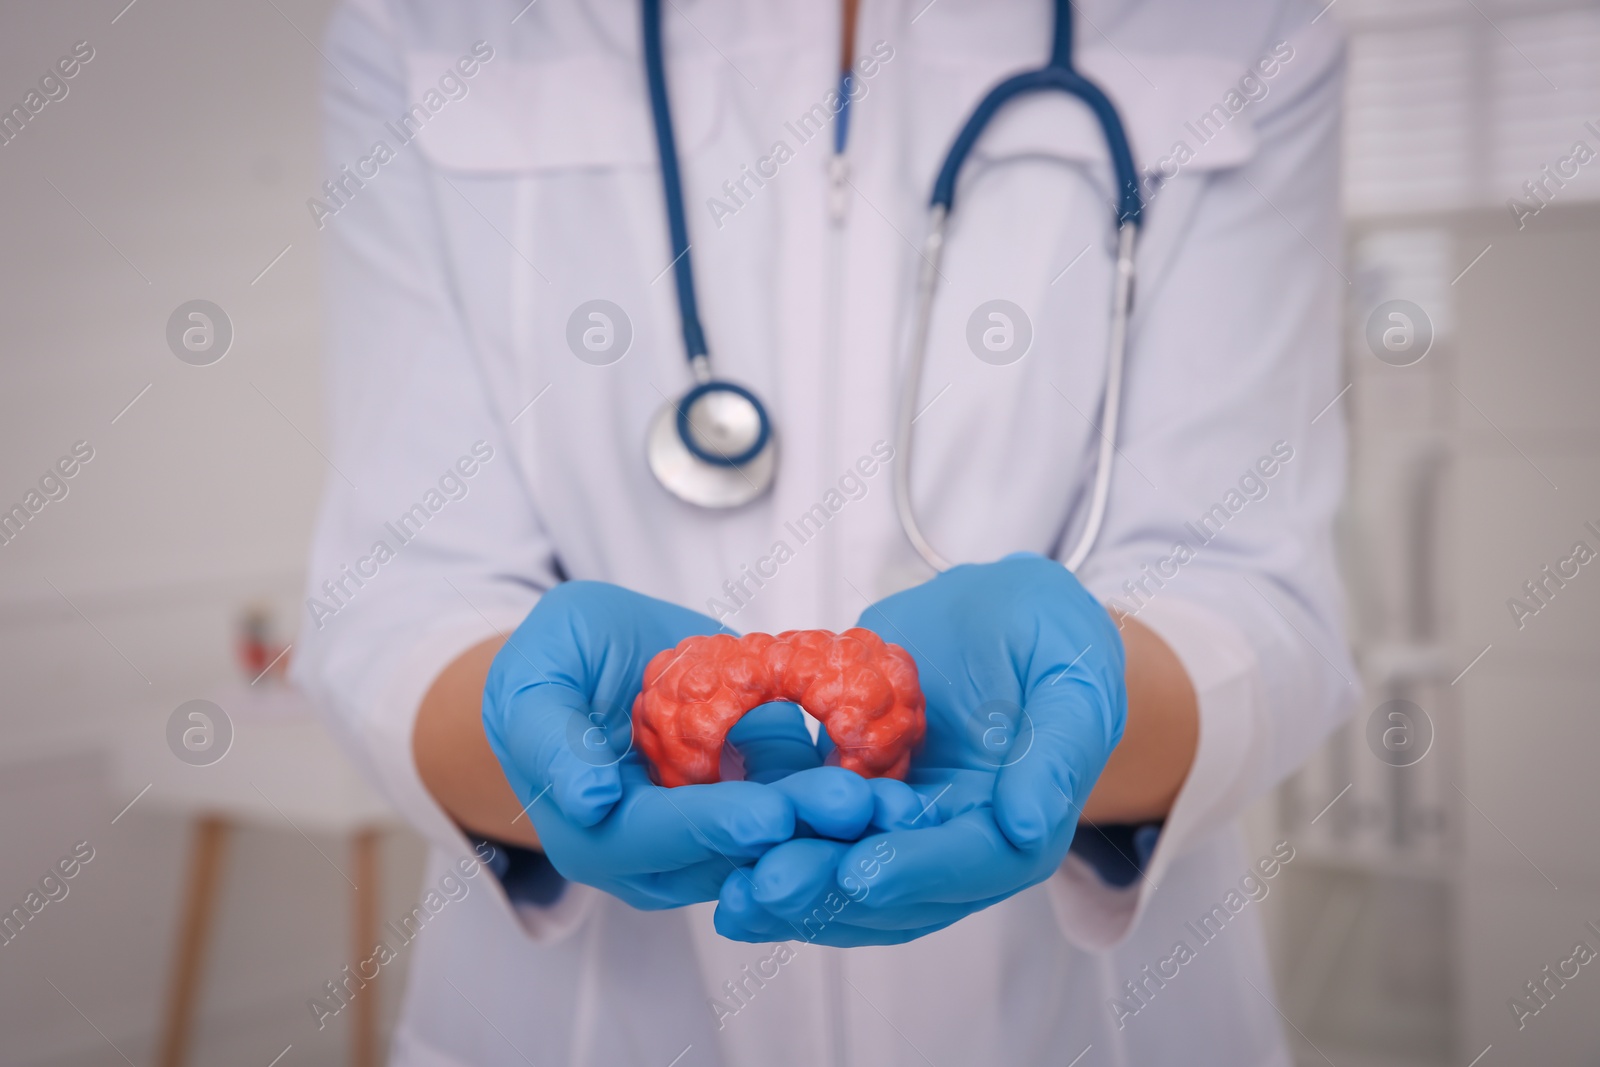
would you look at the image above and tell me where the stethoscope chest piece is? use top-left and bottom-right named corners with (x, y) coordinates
top-left (647, 381), bottom-right (777, 508)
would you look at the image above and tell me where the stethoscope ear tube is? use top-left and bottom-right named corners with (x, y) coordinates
top-left (893, 206), bottom-right (956, 574)
top-left (1061, 220), bottom-right (1137, 573)
top-left (895, 215), bottom-right (1138, 575)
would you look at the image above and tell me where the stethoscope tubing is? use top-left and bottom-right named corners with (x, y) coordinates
top-left (641, 0), bottom-right (709, 362)
top-left (930, 67), bottom-right (1142, 227)
top-left (642, 0), bottom-right (1144, 565)
top-left (894, 7), bottom-right (1144, 574)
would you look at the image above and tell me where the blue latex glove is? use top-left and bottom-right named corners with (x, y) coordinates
top-left (724, 701), bottom-right (824, 784)
top-left (482, 581), bottom-right (874, 910)
top-left (714, 554), bottom-right (1126, 945)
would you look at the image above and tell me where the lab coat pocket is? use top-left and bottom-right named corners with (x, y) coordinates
top-left (394, 49), bottom-right (727, 454)
top-left (401, 50), bottom-right (724, 173)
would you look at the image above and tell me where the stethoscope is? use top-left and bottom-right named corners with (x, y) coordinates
top-left (642, 0), bottom-right (1142, 573)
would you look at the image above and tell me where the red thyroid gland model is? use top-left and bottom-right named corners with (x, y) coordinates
top-left (633, 629), bottom-right (927, 787)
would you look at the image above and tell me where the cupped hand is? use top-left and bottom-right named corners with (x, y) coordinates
top-left (481, 581), bottom-right (875, 910)
top-left (714, 554), bottom-right (1127, 944)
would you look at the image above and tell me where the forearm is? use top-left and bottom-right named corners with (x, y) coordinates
top-left (1079, 614), bottom-right (1199, 825)
top-left (413, 636), bottom-right (542, 850)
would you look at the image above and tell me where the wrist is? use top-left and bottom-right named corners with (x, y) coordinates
top-left (1079, 613), bottom-right (1198, 824)
top-left (414, 635), bottom-right (543, 850)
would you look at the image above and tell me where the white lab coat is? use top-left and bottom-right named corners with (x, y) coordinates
top-left (293, 0), bottom-right (1353, 1063)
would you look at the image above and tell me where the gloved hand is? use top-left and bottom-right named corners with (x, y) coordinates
top-left (482, 581), bottom-right (875, 910)
top-left (714, 554), bottom-right (1126, 944)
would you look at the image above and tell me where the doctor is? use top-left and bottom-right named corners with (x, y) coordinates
top-left (296, 0), bottom-right (1352, 1064)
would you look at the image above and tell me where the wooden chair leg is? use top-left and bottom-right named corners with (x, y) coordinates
top-left (157, 815), bottom-right (231, 1067)
top-left (351, 827), bottom-right (382, 1067)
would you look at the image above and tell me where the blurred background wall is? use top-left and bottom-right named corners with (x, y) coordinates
top-left (0, 1), bottom-right (1596, 1066)
top-left (0, 2), bottom-right (418, 1064)
top-left (1263, 2), bottom-right (1600, 1064)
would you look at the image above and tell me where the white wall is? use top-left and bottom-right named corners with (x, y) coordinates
top-left (1275, 204), bottom-right (1600, 1067)
top-left (0, 2), bottom-right (429, 1062)
top-left (1449, 205), bottom-right (1600, 1064)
